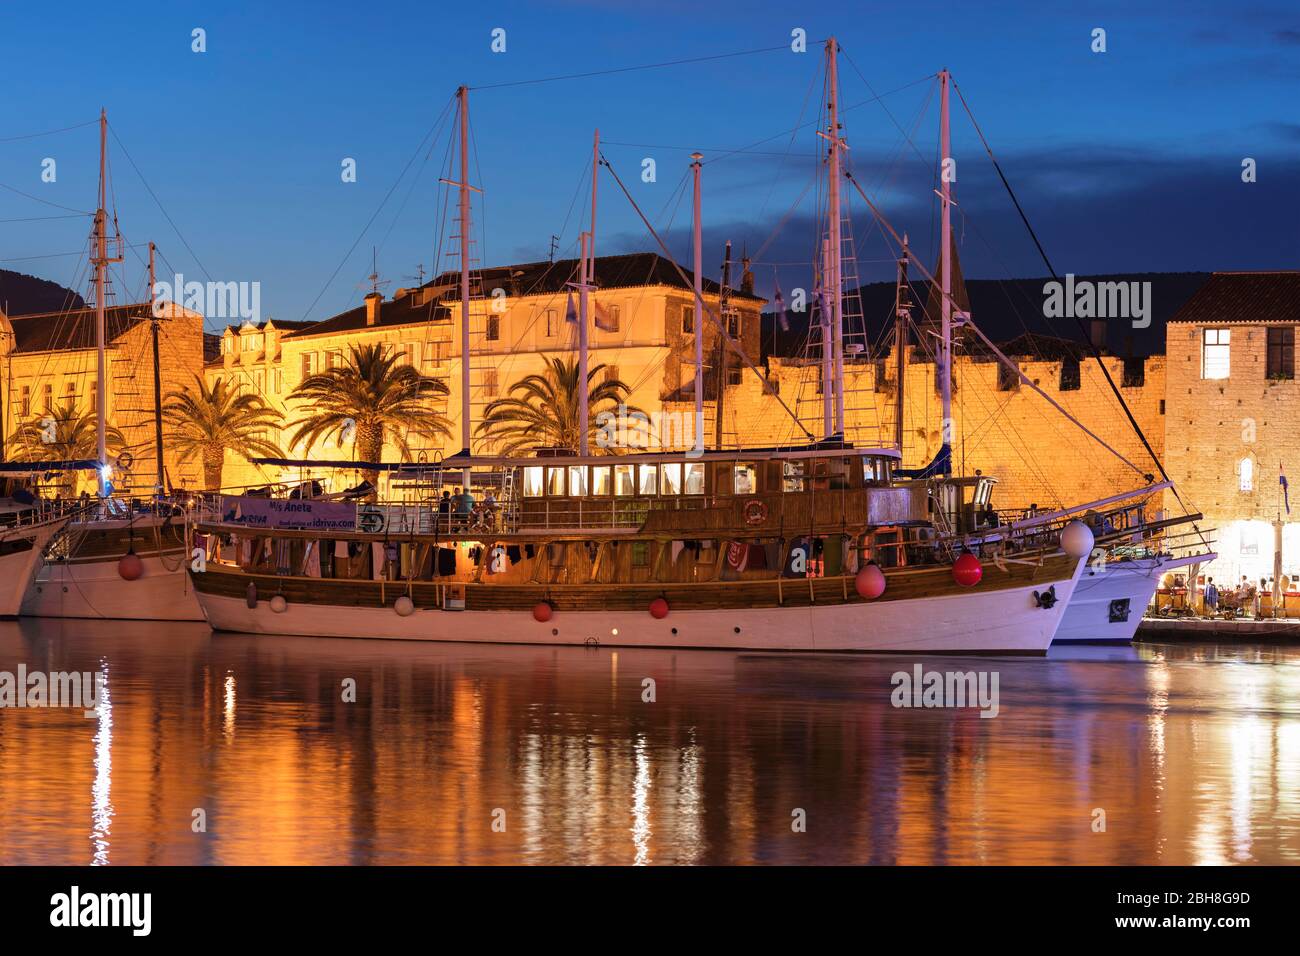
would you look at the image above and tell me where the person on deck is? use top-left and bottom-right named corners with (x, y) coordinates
top-left (1204, 577), bottom-right (1219, 617)
top-left (454, 487), bottom-right (475, 526)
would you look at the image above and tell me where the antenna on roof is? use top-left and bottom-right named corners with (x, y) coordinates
top-left (403, 263), bottom-right (427, 286)
top-left (548, 235), bottom-right (560, 263)
top-left (358, 247), bottom-right (391, 297)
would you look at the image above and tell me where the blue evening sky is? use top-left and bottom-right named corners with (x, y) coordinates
top-left (1, 0), bottom-right (1296, 330)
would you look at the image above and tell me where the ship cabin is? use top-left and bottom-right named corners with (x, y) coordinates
top-left (388, 443), bottom-right (923, 539)
top-left (205, 444), bottom-right (952, 590)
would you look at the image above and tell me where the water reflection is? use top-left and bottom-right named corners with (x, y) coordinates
top-left (1, 620), bottom-right (1298, 865)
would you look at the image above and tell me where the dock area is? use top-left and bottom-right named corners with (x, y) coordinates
top-left (1138, 616), bottom-right (1300, 642)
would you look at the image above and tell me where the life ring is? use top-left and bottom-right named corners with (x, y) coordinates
top-left (116, 451), bottom-right (134, 471)
top-left (743, 499), bottom-right (768, 525)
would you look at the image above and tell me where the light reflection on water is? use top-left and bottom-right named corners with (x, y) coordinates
top-left (1, 619), bottom-right (1298, 865)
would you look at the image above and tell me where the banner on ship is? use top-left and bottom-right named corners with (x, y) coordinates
top-left (220, 496), bottom-right (357, 531)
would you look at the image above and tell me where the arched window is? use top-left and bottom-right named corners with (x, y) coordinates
top-left (1240, 457), bottom-right (1254, 492)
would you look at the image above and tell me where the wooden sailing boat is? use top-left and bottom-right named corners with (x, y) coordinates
top-left (0, 470), bottom-right (77, 617)
top-left (874, 70), bottom-right (1217, 645)
top-left (186, 67), bottom-right (1094, 653)
top-left (19, 112), bottom-right (201, 621)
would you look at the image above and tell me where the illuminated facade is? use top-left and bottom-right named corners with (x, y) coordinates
top-left (0, 301), bottom-right (205, 492)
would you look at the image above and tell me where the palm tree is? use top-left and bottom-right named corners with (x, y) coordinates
top-left (287, 343), bottom-right (450, 490)
top-left (476, 356), bottom-right (643, 455)
top-left (11, 400), bottom-right (126, 494)
top-left (163, 376), bottom-right (285, 491)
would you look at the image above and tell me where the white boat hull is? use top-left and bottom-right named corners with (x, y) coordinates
top-left (0, 518), bottom-right (69, 618)
top-left (1053, 551), bottom-right (1214, 645)
top-left (23, 551), bottom-right (203, 621)
top-left (194, 557), bottom-right (1086, 654)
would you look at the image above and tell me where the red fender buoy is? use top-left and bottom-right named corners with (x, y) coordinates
top-left (118, 551), bottom-right (143, 581)
top-left (649, 597), bottom-right (670, 619)
top-left (854, 563), bottom-right (886, 599)
top-left (952, 553), bottom-right (983, 587)
top-left (532, 601), bottom-right (553, 622)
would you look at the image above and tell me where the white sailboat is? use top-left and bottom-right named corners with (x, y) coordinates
top-left (19, 111), bottom-right (202, 622)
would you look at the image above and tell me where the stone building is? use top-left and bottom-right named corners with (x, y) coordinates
top-left (204, 253), bottom-right (762, 489)
top-left (1163, 271), bottom-right (1300, 587)
top-left (0, 300), bottom-right (205, 492)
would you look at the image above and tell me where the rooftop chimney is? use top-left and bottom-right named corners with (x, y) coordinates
top-left (1089, 317), bottom-right (1106, 352)
top-left (365, 292), bottom-right (382, 326)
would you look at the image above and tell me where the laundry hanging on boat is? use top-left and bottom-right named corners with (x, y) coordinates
top-left (435, 547), bottom-right (457, 577)
top-left (371, 542), bottom-right (386, 581)
top-left (302, 541), bottom-right (321, 578)
top-left (275, 539), bottom-right (292, 576)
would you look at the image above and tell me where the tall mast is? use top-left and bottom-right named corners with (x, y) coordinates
top-left (577, 231), bottom-right (591, 455)
top-left (578, 130), bottom-right (598, 456)
top-left (93, 109), bottom-right (110, 496)
top-left (939, 68), bottom-right (954, 467)
top-left (713, 240), bottom-right (731, 450)
top-left (690, 153), bottom-right (704, 454)
top-left (894, 235), bottom-right (911, 452)
top-left (825, 37), bottom-right (845, 437)
top-left (821, 238), bottom-right (833, 437)
top-left (149, 241), bottom-right (164, 495)
top-left (456, 86), bottom-right (472, 486)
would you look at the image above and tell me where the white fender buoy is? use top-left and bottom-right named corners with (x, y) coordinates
top-left (1061, 520), bottom-right (1095, 559)
top-left (270, 594), bottom-right (288, 613)
top-left (394, 595), bottom-right (415, 617)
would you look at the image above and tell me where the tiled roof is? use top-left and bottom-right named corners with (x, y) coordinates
top-left (283, 294), bottom-right (451, 340)
top-left (286, 252), bottom-right (764, 342)
top-left (427, 252), bottom-right (765, 303)
top-left (7, 302), bottom-right (149, 354)
top-left (1166, 271), bottom-right (1300, 325)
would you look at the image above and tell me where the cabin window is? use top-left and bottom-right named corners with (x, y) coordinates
top-left (631, 541), bottom-right (650, 567)
top-left (863, 457), bottom-right (892, 484)
top-left (783, 460), bottom-right (805, 492)
top-left (546, 467), bottom-right (566, 496)
top-left (568, 466), bottom-right (588, 497)
top-left (614, 464), bottom-right (636, 496)
top-left (1202, 328), bottom-right (1230, 379)
top-left (522, 467), bottom-right (544, 497)
top-left (681, 304), bottom-right (694, 334)
top-left (684, 462), bottom-right (705, 495)
top-left (638, 464), bottom-right (658, 495)
top-left (661, 463), bottom-right (682, 494)
top-left (591, 465), bottom-right (612, 496)
top-left (734, 463), bottom-right (757, 495)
